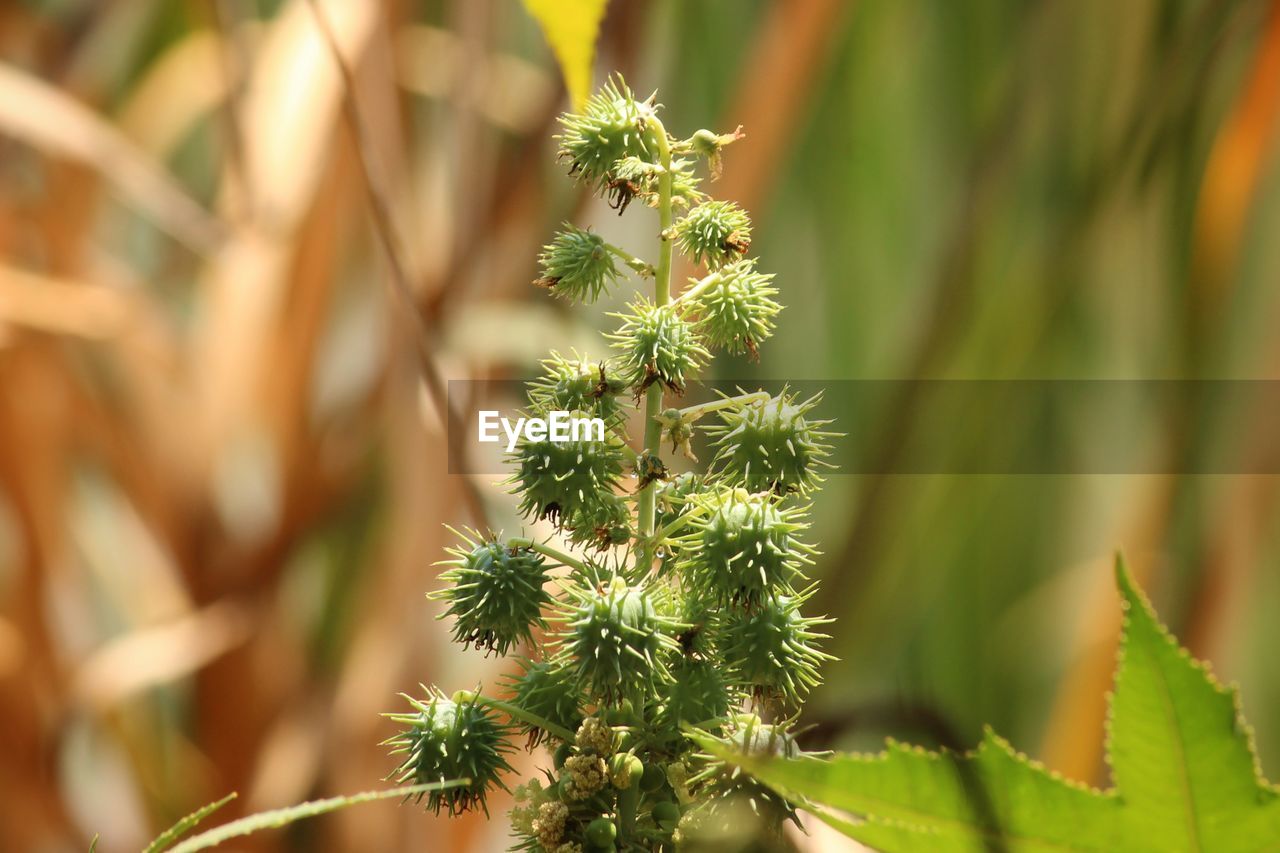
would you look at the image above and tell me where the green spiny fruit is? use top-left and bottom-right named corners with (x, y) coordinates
top-left (653, 658), bottom-right (732, 732)
top-left (557, 576), bottom-right (681, 703)
top-left (612, 154), bottom-right (705, 209)
top-left (683, 714), bottom-right (804, 840)
top-left (385, 688), bottom-right (515, 816)
top-left (687, 259), bottom-right (781, 357)
top-left (535, 225), bottom-right (622, 303)
top-left (608, 299), bottom-right (709, 393)
top-left (676, 488), bottom-right (812, 607)
top-left (509, 418), bottom-right (626, 532)
top-left (707, 391), bottom-right (836, 495)
top-left (556, 75), bottom-right (662, 212)
top-left (528, 350), bottom-right (629, 425)
top-left (717, 592), bottom-right (834, 704)
top-left (505, 659), bottom-right (583, 747)
top-left (672, 200), bottom-right (752, 269)
top-left (430, 529), bottom-right (553, 655)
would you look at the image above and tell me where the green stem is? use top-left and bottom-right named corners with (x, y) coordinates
top-left (636, 119), bottom-right (674, 573)
top-left (507, 537), bottom-right (588, 574)
top-left (676, 391), bottom-right (770, 423)
top-left (652, 503), bottom-right (707, 543)
top-left (475, 695), bottom-right (576, 743)
top-left (672, 268), bottom-right (720, 305)
top-left (602, 240), bottom-right (655, 278)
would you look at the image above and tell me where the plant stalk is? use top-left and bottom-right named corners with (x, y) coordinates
top-left (636, 118), bottom-right (675, 573)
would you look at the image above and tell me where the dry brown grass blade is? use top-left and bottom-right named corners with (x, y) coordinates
top-left (395, 25), bottom-right (554, 133)
top-left (72, 601), bottom-right (254, 712)
top-left (0, 263), bottom-right (133, 339)
top-left (0, 62), bottom-right (227, 255)
top-left (304, 0), bottom-right (490, 529)
top-left (190, 0), bottom-right (382, 487)
top-left (116, 28), bottom-right (232, 157)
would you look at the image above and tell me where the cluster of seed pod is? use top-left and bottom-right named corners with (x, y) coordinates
top-left (386, 77), bottom-right (840, 851)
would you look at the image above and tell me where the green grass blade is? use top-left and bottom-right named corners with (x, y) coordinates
top-left (160, 782), bottom-right (464, 853)
top-left (142, 793), bottom-right (237, 853)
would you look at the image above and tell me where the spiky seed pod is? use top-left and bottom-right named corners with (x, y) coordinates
top-left (717, 592), bottom-right (834, 704)
top-left (608, 299), bottom-right (709, 393)
top-left (654, 472), bottom-right (702, 574)
top-left (527, 350), bottom-right (628, 426)
top-left (508, 418), bottom-right (626, 531)
top-left (385, 689), bottom-right (515, 816)
top-left (676, 488), bottom-right (812, 608)
top-left (430, 530), bottom-right (553, 656)
top-left (557, 576), bottom-right (681, 703)
top-left (672, 200), bottom-right (752, 269)
top-left (535, 226), bottom-right (622, 303)
top-left (687, 260), bottom-right (781, 356)
top-left (672, 590), bottom-right (717, 658)
top-left (556, 75), bottom-right (662, 210)
top-left (653, 658), bottom-right (733, 733)
top-left (707, 391), bottom-right (837, 495)
top-left (568, 491), bottom-right (633, 551)
top-left (684, 714), bottom-right (804, 839)
top-left (612, 155), bottom-right (706, 209)
top-left (505, 659), bottom-right (583, 747)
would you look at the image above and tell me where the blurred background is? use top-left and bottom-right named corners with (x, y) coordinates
top-left (2, 0), bottom-right (1280, 850)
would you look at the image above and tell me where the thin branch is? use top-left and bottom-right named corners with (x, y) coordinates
top-left (305, 0), bottom-right (489, 529)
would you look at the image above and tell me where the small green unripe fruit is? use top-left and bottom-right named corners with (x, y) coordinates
top-left (672, 200), bottom-right (752, 269)
top-left (652, 800), bottom-right (681, 830)
top-left (610, 753), bottom-right (644, 789)
top-left (678, 488), bottom-right (810, 607)
top-left (432, 531), bottom-right (552, 656)
top-left (386, 690), bottom-right (514, 816)
top-left (708, 391), bottom-right (836, 496)
top-left (641, 762), bottom-right (667, 792)
top-left (558, 577), bottom-right (680, 703)
top-left (586, 817), bottom-right (618, 849)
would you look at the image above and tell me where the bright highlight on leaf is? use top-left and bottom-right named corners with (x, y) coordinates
top-left (699, 556), bottom-right (1280, 852)
top-left (521, 0), bottom-right (610, 110)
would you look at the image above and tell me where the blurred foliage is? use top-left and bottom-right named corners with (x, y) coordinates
top-left (1, 0), bottom-right (1279, 851)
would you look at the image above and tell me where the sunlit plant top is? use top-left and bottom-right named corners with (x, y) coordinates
top-left (385, 76), bottom-right (838, 851)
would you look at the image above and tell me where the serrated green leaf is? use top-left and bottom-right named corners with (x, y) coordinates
top-left (1110, 560), bottom-right (1280, 851)
top-left (159, 782), bottom-right (461, 853)
top-left (705, 556), bottom-right (1280, 852)
top-left (521, 0), bottom-right (609, 110)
